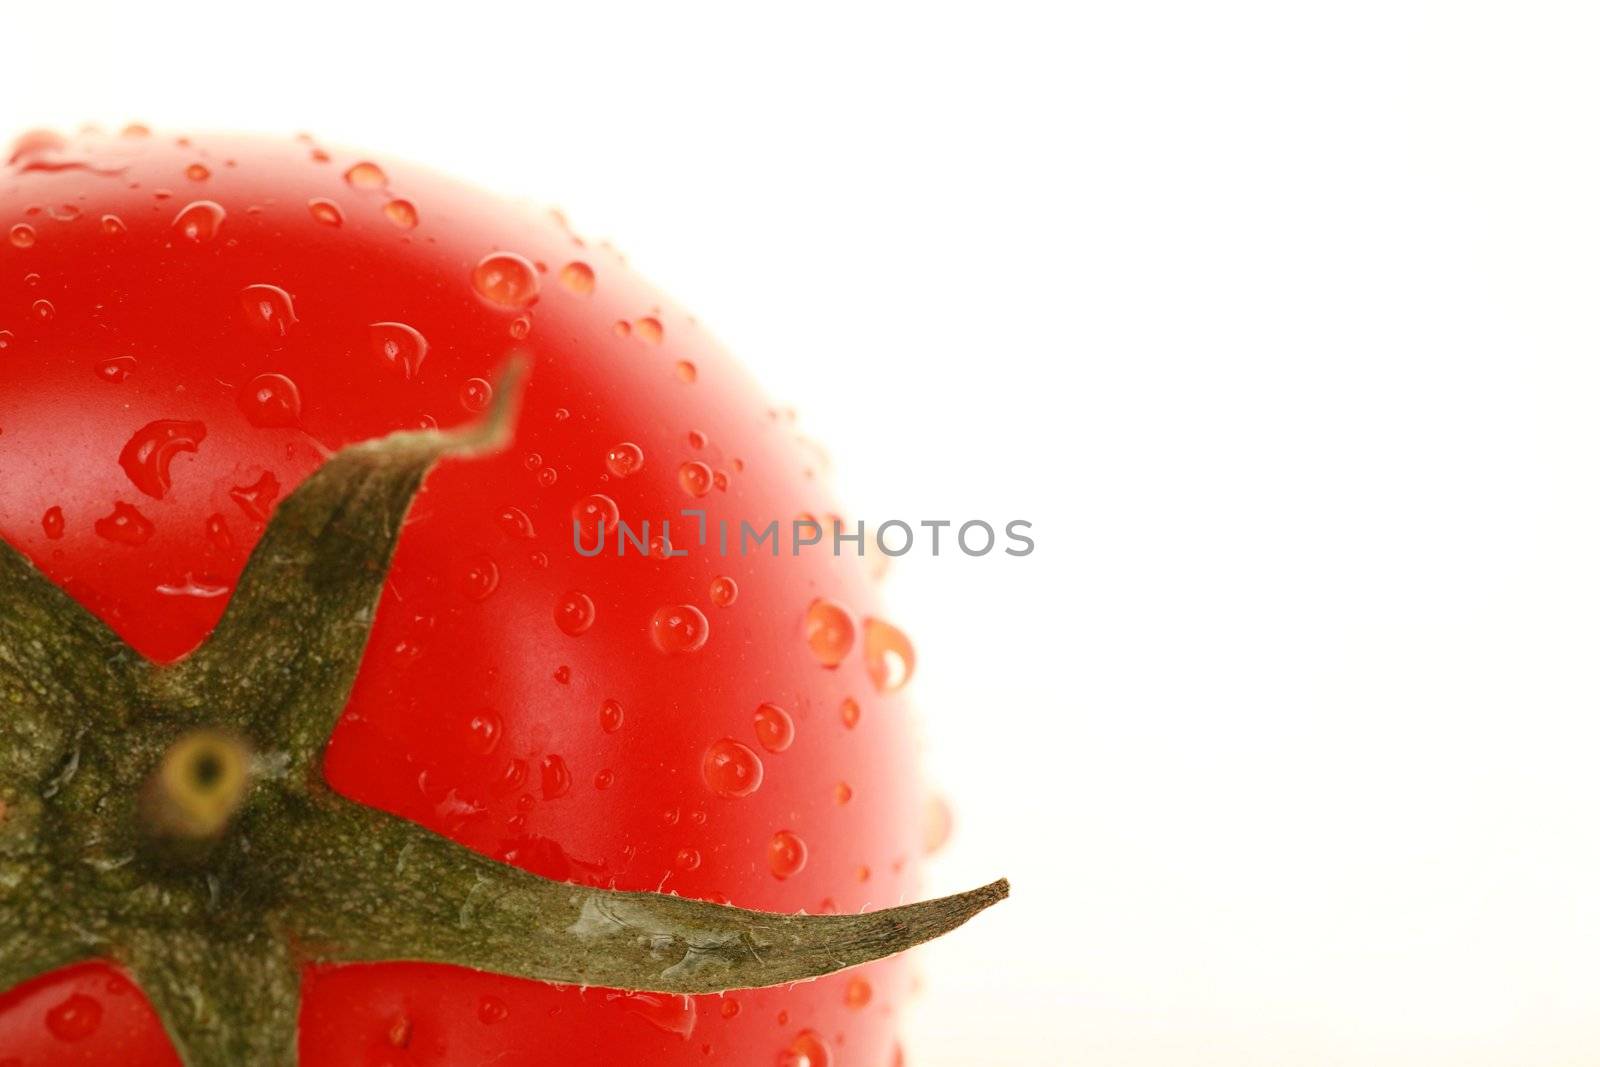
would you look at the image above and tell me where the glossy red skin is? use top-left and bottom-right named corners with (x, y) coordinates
top-left (0, 131), bottom-right (920, 1066)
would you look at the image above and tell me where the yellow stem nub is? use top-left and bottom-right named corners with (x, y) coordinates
top-left (141, 730), bottom-right (252, 841)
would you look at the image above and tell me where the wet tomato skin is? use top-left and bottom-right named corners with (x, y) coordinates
top-left (0, 131), bottom-right (921, 1065)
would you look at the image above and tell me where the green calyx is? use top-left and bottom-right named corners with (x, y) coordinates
top-left (0, 362), bottom-right (1008, 1066)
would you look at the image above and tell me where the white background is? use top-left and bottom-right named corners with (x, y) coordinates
top-left (9, 2), bottom-right (1600, 1063)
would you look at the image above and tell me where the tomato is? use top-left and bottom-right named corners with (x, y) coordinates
top-left (0, 128), bottom-right (933, 1065)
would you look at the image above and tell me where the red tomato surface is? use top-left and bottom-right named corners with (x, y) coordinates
top-left (0, 129), bottom-right (923, 1066)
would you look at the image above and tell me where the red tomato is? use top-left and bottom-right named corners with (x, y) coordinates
top-left (0, 129), bottom-right (926, 1065)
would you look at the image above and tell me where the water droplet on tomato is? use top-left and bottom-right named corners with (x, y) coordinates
top-left (41, 506), bottom-right (64, 540)
top-left (477, 996), bottom-right (509, 1025)
top-left (710, 576), bottom-right (738, 607)
top-left (9, 223), bottom-right (36, 248)
top-left (95, 502), bottom-right (154, 546)
top-left (555, 590), bottom-right (596, 635)
top-left (384, 198), bottom-right (418, 229)
top-left (609, 993), bottom-right (697, 1038)
top-left (600, 699), bottom-right (624, 733)
top-left (495, 505), bottom-right (534, 539)
top-left (172, 200), bottom-right (225, 242)
top-left (541, 754), bottom-right (572, 799)
top-left (651, 604), bottom-right (709, 654)
top-left (44, 993), bottom-right (102, 1042)
top-left (840, 697), bottom-right (860, 730)
top-left (119, 419), bottom-right (206, 498)
top-left (572, 494), bottom-right (619, 541)
top-left (924, 795), bottom-right (954, 854)
top-left (767, 830), bottom-right (808, 880)
top-left (205, 513), bottom-right (232, 549)
top-left (95, 355), bottom-right (136, 382)
top-left (804, 599), bottom-right (855, 667)
top-left (864, 618), bottom-right (916, 692)
top-left (472, 252), bottom-right (539, 308)
top-left (834, 782), bottom-right (853, 805)
top-left (344, 161), bottom-right (388, 189)
top-left (31, 299), bottom-right (54, 322)
top-left (558, 261), bottom-right (595, 295)
top-left (229, 471), bottom-right (281, 522)
top-left (460, 376), bottom-right (493, 412)
top-left (239, 373), bottom-right (301, 428)
top-left (185, 162), bottom-right (210, 181)
top-left (594, 768), bottom-right (615, 789)
top-left (0, 330), bottom-right (13, 350)
top-left (675, 360), bottom-right (698, 383)
top-left (509, 315), bottom-right (531, 339)
top-left (635, 317), bottom-right (663, 344)
top-left (368, 321), bottom-right (427, 380)
top-left (460, 555), bottom-right (500, 600)
top-left (679, 460), bottom-right (712, 497)
top-left (239, 284), bottom-right (296, 338)
top-left (100, 213), bottom-right (126, 235)
top-left (606, 441), bottom-right (644, 477)
top-left (675, 847), bottom-right (702, 871)
top-left (703, 738), bottom-right (764, 798)
top-left (845, 978), bottom-right (873, 1009)
top-left (753, 704), bottom-right (794, 753)
top-left (308, 198), bottom-right (343, 225)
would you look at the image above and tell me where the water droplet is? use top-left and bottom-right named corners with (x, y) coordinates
top-left (840, 697), bottom-right (860, 730)
top-left (308, 197), bottom-right (344, 225)
top-left (8, 128), bottom-right (66, 163)
top-left (864, 618), bottom-right (915, 692)
top-left (675, 360), bottom-right (698, 383)
top-left (41, 506), bottom-right (64, 540)
top-left (600, 699), bottom-right (624, 733)
top-left (651, 604), bottom-right (709, 654)
top-left (9, 223), bottom-right (36, 248)
top-left (344, 161), bottom-right (388, 189)
top-left (541, 754), bottom-right (572, 799)
top-left (119, 419), bottom-right (206, 498)
top-left (100, 213), bottom-right (127, 235)
top-left (804, 599), bottom-right (856, 667)
top-left (710, 576), bottom-right (738, 607)
top-left (712, 470), bottom-right (729, 491)
top-left (95, 502), bottom-right (154, 546)
top-left (239, 284), bottom-right (296, 337)
top-left (0, 330), bottom-right (14, 350)
top-left (460, 376), bottom-right (493, 412)
top-left (609, 992), bottom-right (698, 1038)
top-left (594, 768), bottom-right (615, 789)
top-left (205, 513), bottom-right (232, 549)
top-left (538, 466), bottom-right (559, 487)
top-left (460, 555), bottom-right (500, 601)
top-left (572, 494), bottom-right (619, 541)
top-left (472, 252), bottom-right (540, 308)
top-left (555, 590), bottom-right (596, 635)
top-left (558, 261), bottom-right (595, 295)
top-left (229, 471), bottom-right (281, 522)
top-left (44, 993), bottom-right (102, 1042)
top-left (384, 198), bottom-right (419, 229)
top-left (720, 999), bottom-right (741, 1019)
top-left (679, 460), bottom-right (712, 497)
top-left (368, 321), bottom-right (428, 380)
top-left (753, 704), bottom-right (794, 753)
top-left (465, 710), bottom-right (503, 754)
top-left (495, 505), bottom-right (535, 539)
top-left (477, 996), bottom-right (509, 1025)
top-left (845, 978), bottom-right (873, 1009)
top-left (606, 441), bottom-right (644, 477)
top-left (925, 795), bottom-right (954, 854)
top-left (95, 355), bottom-right (136, 382)
top-left (31, 299), bottom-right (54, 322)
top-left (185, 162), bottom-right (210, 181)
top-left (675, 847), bottom-right (702, 871)
top-left (238, 373), bottom-right (301, 428)
top-left (703, 738), bottom-right (764, 798)
top-left (834, 782), bottom-right (853, 805)
top-left (635, 317), bottom-right (663, 344)
top-left (767, 830), bottom-right (808, 880)
top-left (509, 315), bottom-right (531, 339)
top-left (172, 200), bottom-right (225, 242)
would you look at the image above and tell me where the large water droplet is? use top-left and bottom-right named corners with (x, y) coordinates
top-left (703, 738), bottom-right (764, 798)
top-left (344, 161), bottom-right (388, 189)
top-left (572, 494), bottom-right (619, 542)
top-left (555, 590), bottom-right (596, 636)
top-left (864, 618), bottom-right (916, 692)
top-left (472, 252), bottom-right (540, 308)
top-left (119, 420), bottom-right (206, 498)
top-left (609, 993), bottom-right (698, 1038)
top-left (172, 200), bottom-right (225, 242)
top-left (100, 213), bottom-right (127, 235)
top-left (239, 284), bottom-right (296, 338)
top-left (767, 830), bottom-right (808, 880)
top-left (9, 223), bottom-right (36, 248)
top-left (541, 754), bottom-right (572, 799)
top-left (651, 604), bottom-right (709, 654)
top-left (606, 442), bottom-right (644, 477)
top-left (753, 704), bottom-right (795, 753)
top-left (635, 317), bottom-right (663, 344)
top-left (558, 261), bottom-right (595, 295)
top-left (369, 321), bottom-right (428, 380)
top-left (239, 373), bottom-right (302, 428)
top-left (95, 502), bottom-right (154, 546)
top-left (44, 993), bottom-right (103, 1042)
top-left (384, 198), bottom-right (419, 229)
top-left (804, 599), bottom-right (855, 667)
top-left (308, 198), bottom-right (344, 226)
